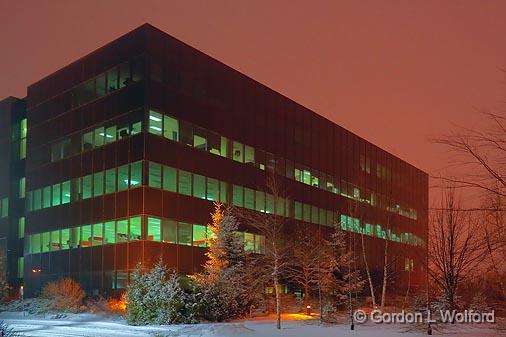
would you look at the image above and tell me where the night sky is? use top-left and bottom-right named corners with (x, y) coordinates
top-left (1, 1), bottom-right (506, 204)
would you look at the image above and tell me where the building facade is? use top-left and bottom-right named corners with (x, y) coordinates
top-left (0, 24), bottom-right (428, 297)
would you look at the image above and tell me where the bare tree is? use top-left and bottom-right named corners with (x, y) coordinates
top-left (233, 175), bottom-right (289, 329)
top-left (429, 184), bottom-right (488, 309)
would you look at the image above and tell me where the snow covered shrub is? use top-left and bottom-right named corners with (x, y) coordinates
top-left (40, 277), bottom-right (85, 313)
top-left (0, 320), bottom-right (24, 337)
top-left (126, 262), bottom-right (192, 325)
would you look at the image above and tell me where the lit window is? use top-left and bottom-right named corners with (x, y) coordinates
top-left (61, 181), bottom-right (71, 204)
top-left (255, 191), bottom-right (265, 212)
top-left (244, 188), bottom-right (254, 210)
top-left (178, 170), bottom-right (192, 196)
top-left (61, 228), bottom-right (70, 249)
top-left (105, 125), bottom-right (117, 143)
top-left (105, 168), bottom-right (116, 193)
top-left (303, 170), bottom-right (311, 185)
top-left (93, 172), bottom-right (104, 197)
top-left (275, 197), bottom-right (285, 216)
top-left (81, 225), bottom-right (92, 247)
top-left (206, 177), bottom-right (219, 201)
top-left (147, 217), bottom-right (161, 242)
top-left (69, 227), bottom-right (80, 248)
top-left (311, 206), bottom-right (319, 224)
top-left (220, 136), bottom-right (228, 158)
top-left (148, 110), bottom-right (163, 135)
top-left (42, 186), bottom-right (51, 208)
top-left (266, 194), bottom-right (274, 214)
top-left (303, 204), bottom-right (311, 222)
top-left (31, 234), bottom-right (41, 254)
top-left (107, 67), bottom-right (118, 92)
top-left (149, 162), bottom-right (162, 188)
top-left (41, 232), bottom-right (50, 252)
top-left (104, 221), bottom-right (115, 244)
top-left (82, 175), bottom-right (92, 199)
top-left (178, 222), bottom-right (192, 246)
top-left (163, 166), bottom-right (177, 192)
top-left (193, 128), bottom-right (207, 150)
top-left (233, 141), bottom-right (244, 162)
top-left (33, 189), bottom-right (41, 210)
top-left (92, 223), bottom-right (104, 245)
top-left (244, 233), bottom-right (255, 252)
top-left (18, 177), bottom-right (25, 198)
top-left (17, 257), bottom-right (23, 279)
top-left (18, 217), bottom-right (25, 239)
top-left (193, 174), bottom-right (206, 199)
top-left (294, 202), bottom-right (302, 220)
top-left (117, 165), bottom-right (129, 191)
top-left (163, 115), bottom-right (179, 141)
top-left (193, 224), bottom-right (207, 247)
top-left (130, 162), bottom-right (142, 187)
top-left (94, 127), bottom-right (105, 147)
top-left (52, 183), bottom-right (61, 206)
top-left (232, 185), bottom-right (243, 207)
top-left (82, 131), bottom-right (93, 151)
top-left (219, 181), bottom-right (228, 203)
top-left (162, 219), bottom-right (177, 243)
top-left (130, 217), bottom-right (142, 240)
top-left (116, 219), bottom-right (128, 243)
top-left (244, 145), bottom-right (255, 164)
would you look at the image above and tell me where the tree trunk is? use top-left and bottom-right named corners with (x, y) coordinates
top-left (380, 239), bottom-right (388, 311)
top-left (361, 234), bottom-right (376, 308)
top-left (402, 270), bottom-right (411, 310)
top-left (274, 277), bottom-right (281, 329)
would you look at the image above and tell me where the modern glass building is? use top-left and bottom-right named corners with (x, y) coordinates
top-left (0, 24), bottom-right (428, 297)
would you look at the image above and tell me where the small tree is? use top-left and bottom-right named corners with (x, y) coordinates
top-left (41, 277), bottom-right (85, 312)
top-left (0, 250), bottom-right (9, 303)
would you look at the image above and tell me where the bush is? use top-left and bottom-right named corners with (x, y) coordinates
top-left (126, 262), bottom-right (194, 325)
top-left (0, 320), bottom-right (24, 337)
top-left (40, 278), bottom-right (85, 313)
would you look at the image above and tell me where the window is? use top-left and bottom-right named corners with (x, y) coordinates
top-left (69, 227), bottom-right (80, 248)
top-left (107, 67), bottom-right (118, 92)
top-left (206, 178), bottom-right (219, 201)
top-left (162, 219), bottom-right (177, 243)
top-left (130, 217), bottom-right (142, 240)
top-left (220, 136), bottom-right (228, 158)
top-left (147, 217), bottom-right (161, 241)
top-left (244, 233), bottom-right (255, 252)
top-left (220, 181), bottom-right (228, 203)
top-left (18, 217), bottom-right (25, 239)
top-left (294, 202), bottom-right (302, 220)
top-left (244, 188), bottom-right (254, 210)
top-left (193, 224), bottom-right (207, 247)
top-left (232, 185), bottom-right (243, 207)
top-left (149, 162), bottom-right (162, 188)
top-left (62, 181), bottom-right (71, 204)
top-left (105, 125), bottom-right (117, 143)
top-left (130, 162), bottom-right (142, 187)
top-left (119, 62), bottom-right (131, 88)
top-left (193, 128), bottom-right (207, 150)
top-left (33, 189), bottom-right (41, 210)
top-left (61, 228), bottom-right (70, 249)
top-left (96, 73), bottom-right (106, 96)
top-left (41, 232), bottom-right (50, 252)
top-left (303, 204), bottom-right (311, 222)
top-left (303, 170), bottom-right (311, 185)
top-left (42, 186), bottom-right (51, 208)
top-left (82, 175), bottom-right (92, 199)
top-left (208, 132), bottom-right (221, 155)
top-left (255, 191), bottom-right (265, 212)
top-left (104, 221), bottom-right (115, 244)
top-left (311, 206), bottom-right (319, 224)
top-left (17, 257), bottom-right (23, 279)
top-left (52, 183), bottom-right (61, 206)
top-left (82, 131), bottom-right (93, 151)
top-left (178, 222), bottom-right (192, 246)
top-left (233, 141), bottom-right (244, 162)
top-left (266, 194), bottom-right (274, 214)
top-left (31, 234), bottom-right (41, 254)
top-left (178, 170), bottom-right (192, 196)
top-left (81, 225), bottom-right (92, 247)
top-left (148, 110), bottom-right (163, 135)
top-left (92, 223), bottom-right (104, 245)
top-left (180, 121), bottom-right (193, 146)
top-left (0, 198), bottom-right (8, 217)
top-left (94, 127), bottom-right (105, 147)
top-left (117, 165), bottom-right (129, 191)
top-left (116, 219), bottom-right (128, 242)
top-left (193, 174), bottom-right (206, 199)
top-left (244, 145), bottom-right (255, 164)
top-left (163, 166), bottom-right (177, 192)
top-left (163, 115), bottom-right (179, 141)
top-left (105, 168), bottom-right (116, 193)
top-left (18, 177), bottom-right (25, 198)
top-left (93, 172), bottom-right (104, 197)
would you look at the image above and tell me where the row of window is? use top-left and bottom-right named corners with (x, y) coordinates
top-left (146, 162), bottom-right (424, 246)
top-left (0, 198), bottom-right (8, 218)
top-left (147, 110), bottom-right (418, 220)
top-left (23, 215), bottom-right (265, 255)
top-left (25, 161), bottom-right (142, 212)
top-left (339, 215), bottom-right (424, 246)
top-left (50, 110), bottom-right (143, 163)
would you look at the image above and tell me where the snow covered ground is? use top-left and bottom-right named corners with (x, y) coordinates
top-left (0, 312), bottom-right (503, 337)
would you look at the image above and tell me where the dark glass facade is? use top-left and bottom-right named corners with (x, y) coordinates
top-left (1, 24), bottom-right (428, 297)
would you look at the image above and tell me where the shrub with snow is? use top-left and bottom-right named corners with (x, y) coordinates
top-left (40, 277), bottom-right (86, 313)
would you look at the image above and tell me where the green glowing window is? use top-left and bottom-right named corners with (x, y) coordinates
top-left (149, 162), bottom-right (162, 188)
top-left (105, 168), bottom-right (116, 193)
top-left (303, 204), bottom-right (311, 222)
top-left (232, 185), bottom-right (243, 207)
top-left (61, 228), bottom-right (70, 249)
top-left (17, 257), bottom-right (23, 279)
top-left (244, 188), bottom-right (254, 210)
top-left (275, 197), bottom-right (285, 216)
top-left (104, 221), bottom-right (115, 244)
top-left (41, 232), bottom-right (50, 252)
top-left (311, 174), bottom-right (319, 188)
top-left (163, 115), bottom-right (179, 141)
top-left (206, 177), bottom-right (219, 201)
top-left (52, 183), bottom-right (61, 206)
top-left (148, 110), bottom-right (163, 135)
top-left (219, 181), bottom-right (228, 203)
top-left (82, 131), bottom-right (93, 151)
top-left (244, 233), bottom-right (255, 252)
top-left (116, 219), bottom-right (128, 243)
top-left (42, 186), bottom-right (51, 208)
top-left (162, 219), bottom-right (177, 243)
top-left (285, 200), bottom-right (292, 218)
top-left (131, 121), bottom-right (142, 135)
top-left (33, 189), bottom-right (41, 210)
top-left (255, 191), bottom-right (265, 212)
top-left (61, 181), bottom-right (71, 204)
top-left (266, 194), bottom-right (274, 214)
top-left (26, 192), bottom-right (32, 211)
top-left (178, 170), bottom-right (192, 196)
top-left (244, 145), bottom-right (255, 164)
top-left (31, 234), bottom-right (41, 254)
top-left (163, 166), bottom-right (177, 192)
top-left (69, 227), bottom-right (79, 248)
top-left (92, 223), bottom-right (104, 245)
top-left (193, 128), bottom-right (207, 150)
top-left (255, 234), bottom-right (265, 254)
top-left (81, 225), bottom-right (92, 247)
top-left (193, 224), bottom-right (207, 247)
top-left (364, 223), bottom-right (372, 236)
top-left (193, 174), bottom-right (206, 199)
top-left (147, 217), bottom-right (161, 242)
top-left (319, 208), bottom-right (326, 225)
top-left (130, 162), bottom-right (142, 188)
top-left (105, 125), bottom-right (117, 144)
top-left (71, 178), bottom-right (81, 202)
top-left (94, 127), bottom-right (105, 147)
top-left (82, 175), bottom-right (92, 199)
top-left (19, 177), bottom-right (25, 198)
top-left (178, 222), bottom-right (192, 246)
top-left (21, 118), bottom-right (27, 138)
top-left (303, 170), bottom-right (311, 185)
top-left (340, 215), bottom-right (347, 231)
top-left (294, 168), bottom-right (302, 182)
top-left (117, 165), bottom-right (129, 191)
top-left (311, 206), bottom-right (319, 224)
top-left (233, 141), bottom-right (244, 163)
top-left (294, 202), bottom-right (302, 220)
top-left (93, 172), bottom-right (104, 197)
top-left (20, 138), bottom-right (26, 159)
top-left (18, 217), bottom-right (25, 239)
top-left (130, 217), bottom-right (142, 241)
top-left (208, 132), bottom-right (221, 155)
top-left (220, 136), bottom-right (228, 158)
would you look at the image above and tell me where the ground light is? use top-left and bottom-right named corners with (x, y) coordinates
top-left (305, 305), bottom-right (311, 315)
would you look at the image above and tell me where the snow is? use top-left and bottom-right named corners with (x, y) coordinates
top-left (0, 312), bottom-right (502, 337)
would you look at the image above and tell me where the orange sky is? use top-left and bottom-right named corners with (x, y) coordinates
top-left (1, 1), bottom-right (505, 203)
